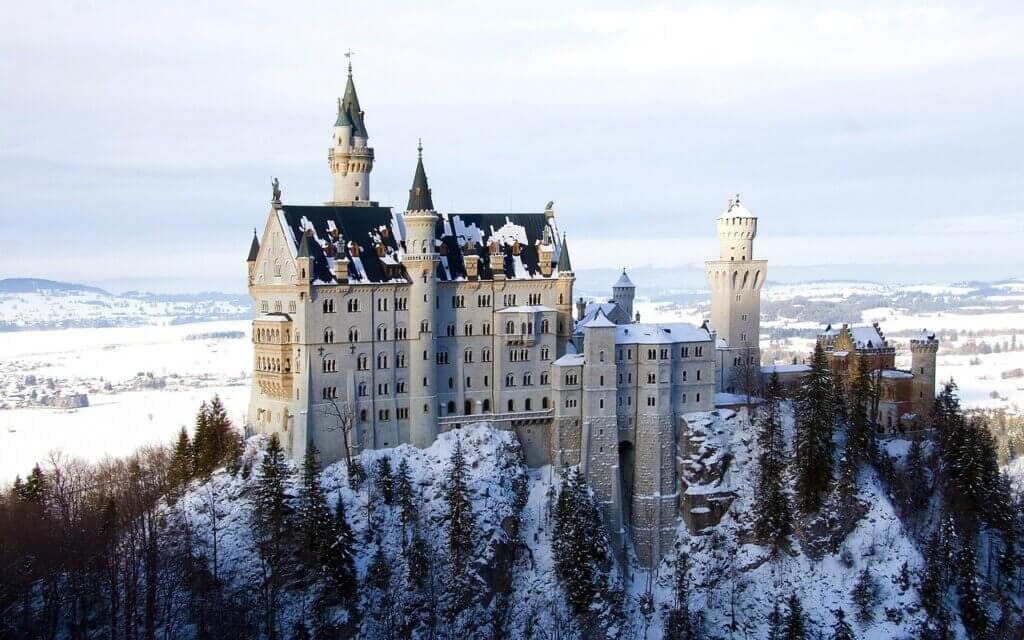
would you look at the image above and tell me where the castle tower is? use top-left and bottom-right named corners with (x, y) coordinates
top-left (328, 59), bottom-right (374, 205)
top-left (910, 332), bottom-right (939, 424)
top-left (579, 312), bottom-right (623, 558)
top-left (705, 195), bottom-right (767, 393)
top-left (555, 233), bottom-right (575, 354)
top-left (612, 269), bottom-right (635, 321)
top-left (246, 229), bottom-right (260, 286)
top-left (404, 142), bottom-right (439, 448)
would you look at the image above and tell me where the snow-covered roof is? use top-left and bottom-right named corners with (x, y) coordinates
top-left (582, 310), bottom-right (616, 328)
top-left (497, 305), bottom-right (555, 314)
top-left (718, 199), bottom-right (754, 219)
top-left (761, 364), bottom-right (811, 374)
top-left (613, 269), bottom-right (634, 288)
top-left (553, 353), bottom-right (585, 367)
top-left (832, 350), bottom-right (849, 357)
top-left (575, 301), bottom-right (630, 330)
top-left (881, 369), bottom-right (914, 380)
top-left (615, 322), bottom-right (711, 345)
top-left (850, 325), bottom-right (885, 349)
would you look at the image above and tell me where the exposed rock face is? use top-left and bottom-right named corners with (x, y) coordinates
top-left (678, 410), bottom-right (740, 532)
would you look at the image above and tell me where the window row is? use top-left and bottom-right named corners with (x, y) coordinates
top-left (321, 297), bottom-right (409, 314)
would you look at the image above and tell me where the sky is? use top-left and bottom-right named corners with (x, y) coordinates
top-left (1, 1), bottom-right (1023, 293)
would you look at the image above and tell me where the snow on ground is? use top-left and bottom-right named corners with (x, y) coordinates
top-left (0, 320), bottom-right (251, 483)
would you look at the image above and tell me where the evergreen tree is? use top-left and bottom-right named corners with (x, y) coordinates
top-left (252, 433), bottom-right (294, 638)
top-left (404, 533), bottom-right (430, 592)
top-left (18, 463), bottom-right (47, 505)
top-left (375, 456), bottom-right (394, 505)
top-left (897, 561), bottom-right (911, 593)
top-left (193, 401), bottom-right (213, 474)
top-left (321, 496), bottom-right (356, 606)
top-left (851, 566), bottom-right (876, 623)
top-left (169, 426), bottom-right (193, 489)
top-left (552, 467), bottom-right (609, 616)
top-left (445, 437), bottom-right (475, 569)
top-left (956, 543), bottom-right (990, 639)
top-left (664, 550), bottom-right (697, 638)
top-left (783, 592), bottom-right (806, 640)
top-left (396, 457), bottom-right (417, 543)
top-left (845, 357), bottom-right (873, 467)
top-left (298, 446), bottom-right (332, 562)
top-left (829, 608), bottom-right (854, 640)
top-left (794, 343), bottom-right (834, 512)
top-left (902, 439), bottom-right (929, 514)
top-left (767, 602), bottom-right (784, 640)
top-left (443, 437), bottom-right (476, 614)
top-left (754, 372), bottom-right (792, 549)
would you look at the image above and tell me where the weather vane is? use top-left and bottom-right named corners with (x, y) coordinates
top-left (345, 48), bottom-right (355, 75)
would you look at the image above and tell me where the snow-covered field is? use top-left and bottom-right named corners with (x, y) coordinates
top-left (0, 320), bottom-right (251, 483)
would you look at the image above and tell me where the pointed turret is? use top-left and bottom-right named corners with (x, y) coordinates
top-left (340, 63), bottom-right (367, 138)
top-left (334, 97), bottom-right (353, 128)
top-left (406, 140), bottom-right (434, 212)
top-left (297, 231), bottom-right (312, 258)
top-left (557, 233), bottom-right (573, 273)
top-left (247, 229), bottom-right (260, 262)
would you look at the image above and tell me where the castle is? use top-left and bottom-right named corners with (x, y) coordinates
top-left (245, 64), bottom-right (936, 567)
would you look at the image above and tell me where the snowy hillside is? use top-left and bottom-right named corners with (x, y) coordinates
top-left (0, 280), bottom-right (250, 331)
top-left (165, 414), bottom-right (982, 639)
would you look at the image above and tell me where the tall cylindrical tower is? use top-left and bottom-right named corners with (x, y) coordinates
top-left (704, 195), bottom-right (767, 393)
top-left (328, 62), bottom-right (374, 205)
top-left (910, 333), bottom-right (939, 424)
top-left (404, 143), bottom-right (439, 447)
top-left (612, 269), bottom-right (635, 321)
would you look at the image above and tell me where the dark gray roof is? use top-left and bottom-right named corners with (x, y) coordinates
top-left (296, 232), bottom-right (312, 258)
top-left (557, 233), bottom-right (572, 272)
top-left (276, 206), bottom-right (556, 284)
top-left (407, 154), bottom-right (434, 212)
top-left (341, 73), bottom-right (367, 138)
top-left (334, 98), bottom-right (354, 128)
top-left (247, 230), bottom-right (260, 262)
top-left (279, 205), bottom-right (404, 284)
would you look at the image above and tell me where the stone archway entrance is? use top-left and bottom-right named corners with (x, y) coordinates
top-left (619, 440), bottom-right (635, 528)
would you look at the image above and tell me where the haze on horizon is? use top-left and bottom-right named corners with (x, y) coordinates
top-left (1, 1), bottom-right (1022, 293)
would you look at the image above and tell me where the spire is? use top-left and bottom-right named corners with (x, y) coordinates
top-left (297, 231), bottom-right (312, 258)
top-left (614, 268), bottom-right (634, 288)
top-left (247, 228), bottom-right (260, 262)
top-left (340, 57), bottom-right (367, 138)
top-left (557, 233), bottom-right (572, 272)
top-left (406, 141), bottom-right (434, 212)
top-left (334, 97), bottom-right (353, 127)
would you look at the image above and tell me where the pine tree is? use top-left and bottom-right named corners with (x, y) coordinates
top-left (322, 496), bottom-right (356, 606)
top-left (375, 456), bottom-right (394, 505)
top-left (902, 439), bottom-right (929, 513)
top-left (192, 400), bottom-right (213, 474)
top-left (794, 343), bottom-right (834, 512)
top-left (552, 467), bottom-right (610, 618)
top-left (298, 446), bottom-right (332, 562)
top-left (767, 602), bottom-right (784, 640)
top-left (169, 426), bottom-right (193, 489)
top-left (443, 437), bottom-right (476, 614)
top-left (851, 566), bottom-right (876, 623)
top-left (956, 543), bottom-right (990, 639)
top-left (18, 463), bottom-right (47, 505)
top-left (783, 592), bottom-right (806, 640)
top-left (396, 457), bottom-right (417, 543)
top-left (829, 608), bottom-right (854, 640)
top-left (754, 372), bottom-right (792, 550)
top-left (897, 561), bottom-right (911, 593)
top-left (445, 437), bottom-right (475, 569)
top-left (664, 550), bottom-right (697, 638)
top-left (404, 533), bottom-right (430, 592)
top-left (845, 357), bottom-right (873, 467)
top-left (252, 433), bottom-right (294, 638)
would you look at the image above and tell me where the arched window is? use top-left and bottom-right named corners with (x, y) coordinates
top-left (507, 399), bottom-right (515, 412)
top-left (483, 399), bottom-right (491, 412)
top-left (525, 398), bottom-right (532, 411)
top-left (358, 382), bottom-right (368, 397)
top-left (521, 322), bottom-right (527, 335)
top-left (541, 319), bottom-right (549, 333)
top-left (464, 400), bottom-right (473, 415)
top-left (542, 396), bottom-right (549, 409)
top-left (357, 354), bottom-right (368, 370)
top-left (347, 298), bottom-right (360, 312)
top-left (377, 353), bottom-right (388, 369)
top-left (506, 321), bottom-right (515, 334)
top-left (324, 328), bottom-right (335, 343)
top-left (348, 327), bottom-right (359, 342)
top-left (505, 373), bottom-right (515, 387)
top-left (447, 400), bottom-right (456, 415)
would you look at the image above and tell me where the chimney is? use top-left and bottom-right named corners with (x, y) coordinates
top-left (576, 297), bottom-right (586, 321)
top-left (333, 257), bottom-right (349, 284)
top-left (488, 242), bottom-right (505, 280)
top-left (538, 240), bottom-right (553, 277)
top-left (464, 242), bottom-right (480, 280)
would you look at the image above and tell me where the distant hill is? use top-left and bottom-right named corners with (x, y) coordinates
top-left (0, 278), bottom-right (110, 295)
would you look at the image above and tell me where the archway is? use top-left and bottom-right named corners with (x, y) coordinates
top-left (618, 440), bottom-right (635, 529)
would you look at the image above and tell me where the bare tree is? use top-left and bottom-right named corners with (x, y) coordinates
top-left (731, 347), bottom-right (763, 411)
top-left (318, 397), bottom-right (357, 473)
